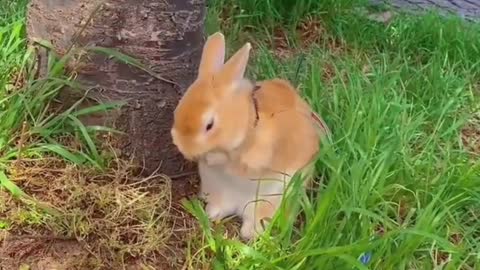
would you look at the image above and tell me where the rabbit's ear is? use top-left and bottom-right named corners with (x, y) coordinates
top-left (198, 32), bottom-right (225, 78)
top-left (218, 42), bottom-right (251, 83)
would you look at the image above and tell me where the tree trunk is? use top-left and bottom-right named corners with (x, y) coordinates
top-left (26, 0), bottom-right (205, 176)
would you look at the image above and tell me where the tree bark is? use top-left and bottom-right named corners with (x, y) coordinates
top-left (26, 0), bottom-right (205, 176)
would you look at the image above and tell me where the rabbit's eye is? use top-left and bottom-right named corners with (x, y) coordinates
top-left (205, 118), bottom-right (214, 132)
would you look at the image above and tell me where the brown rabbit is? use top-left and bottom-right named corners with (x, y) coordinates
top-left (171, 32), bottom-right (330, 240)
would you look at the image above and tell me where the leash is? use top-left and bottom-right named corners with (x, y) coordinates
top-left (252, 84), bottom-right (261, 127)
top-left (250, 81), bottom-right (332, 142)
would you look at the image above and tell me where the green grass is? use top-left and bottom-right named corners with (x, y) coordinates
top-left (0, 2), bottom-right (176, 268)
top-left (0, 1), bottom-right (127, 195)
top-left (186, 1), bottom-right (480, 269)
top-left (1, 0), bottom-right (480, 269)
top-left (0, 1), bottom-right (119, 242)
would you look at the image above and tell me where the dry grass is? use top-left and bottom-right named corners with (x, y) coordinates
top-left (0, 156), bottom-right (199, 269)
top-left (461, 112), bottom-right (480, 156)
top-left (270, 17), bottom-right (348, 60)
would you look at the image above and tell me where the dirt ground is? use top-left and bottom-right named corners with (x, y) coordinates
top-left (0, 157), bottom-right (202, 270)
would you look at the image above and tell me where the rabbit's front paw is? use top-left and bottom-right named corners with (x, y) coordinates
top-left (206, 202), bottom-right (228, 221)
top-left (240, 216), bottom-right (273, 241)
top-left (204, 151), bottom-right (229, 166)
top-left (240, 219), bottom-right (265, 240)
top-left (204, 196), bottom-right (236, 222)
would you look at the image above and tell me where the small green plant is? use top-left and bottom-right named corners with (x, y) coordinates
top-left (0, 0), bottom-right (150, 220)
top-left (0, 9), bottom-right (155, 197)
top-left (0, 23), bottom-right (122, 195)
top-left (0, 2), bottom-right (180, 268)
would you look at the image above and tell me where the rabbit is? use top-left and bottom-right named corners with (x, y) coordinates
top-left (171, 32), bottom-right (330, 240)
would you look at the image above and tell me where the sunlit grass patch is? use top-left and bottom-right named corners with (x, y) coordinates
top-left (186, 1), bottom-right (480, 269)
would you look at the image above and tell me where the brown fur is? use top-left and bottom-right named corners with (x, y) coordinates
top-left (226, 79), bottom-right (322, 180)
top-left (172, 32), bottom-right (328, 179)
top-left (171, 33), bottom-right (254, 160)
top-left (171, 32), bottom-right (330, 239)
